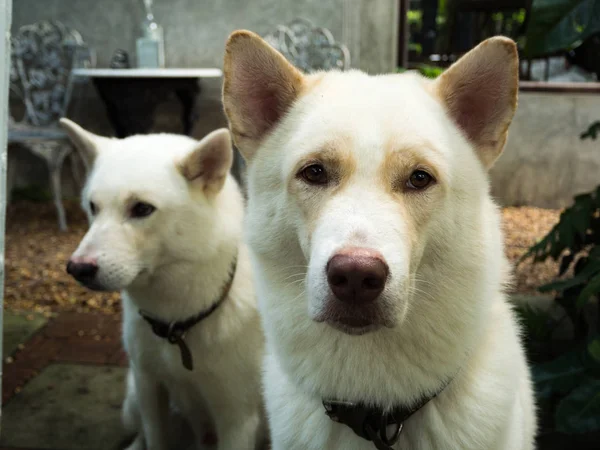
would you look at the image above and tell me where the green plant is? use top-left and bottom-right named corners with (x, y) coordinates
top-left (417, 65), bottom-right (445, 79)
top-left (581, 122), bottom-right (600, 140)
top-left (407, 10), bottom-right (423, 28)
top-left (519, 126), bottom-right (600, 437)
top-left (395, 65), bottom-right (445, 79)
top-left (525, 0), bottom-right (600, 58)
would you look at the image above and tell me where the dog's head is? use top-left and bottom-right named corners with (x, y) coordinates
top-left (223, 32), bottom-right (517, 337)
top-left (61, 120), bottom-right (236, 292)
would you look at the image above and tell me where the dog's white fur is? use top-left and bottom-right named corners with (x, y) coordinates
top-left (61, 120), bottom-right (265, 450)
top-left (222, 32), bottom-right (536, 449)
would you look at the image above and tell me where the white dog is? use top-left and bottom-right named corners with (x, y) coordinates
top-left (222, 32), bottom-right (536, 450)
top-left (61, 120), bottom-right (265, 450)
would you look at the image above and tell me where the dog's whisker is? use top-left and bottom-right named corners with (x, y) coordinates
top-left (408, 286), bottom-right (436, 302)
top-left (280, 272), bottom-right (307, 282)
top-left (412, 277), bottom-right (436, 287)
top-left (282, 279), bottom-right (306, 290)
top-left (274, 265), bottom-right (309, 274)
top-left (280, 277), bottom-right (306, 287)
top-left (289, 290), bottom-right (306, 303)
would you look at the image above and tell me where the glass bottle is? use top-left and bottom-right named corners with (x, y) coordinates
top-left (136, 0), bottom-right (165, 68)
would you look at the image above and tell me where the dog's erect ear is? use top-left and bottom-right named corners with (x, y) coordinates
top-left (433, 36), bottom-right (519, 170)
top-left (222, 30), bottom-right (304, 161)
top-left (179, 128), bottom-right (233, 195)
top-left (59, 118), bottom-right (104, 168)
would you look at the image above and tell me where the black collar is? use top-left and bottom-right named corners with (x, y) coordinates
top-left (139, 253), bottom-right (238, 371)
top-left (323, 377), bottom-right (453, 450)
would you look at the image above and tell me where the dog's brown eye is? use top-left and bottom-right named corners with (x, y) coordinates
top-left (300, 164), bottom-right (328, 185)
top-left (89, 202), bottom-right (98, 215)
top-left (130, 202), bottom-right (156, 219)
top-left (407, 170), bottom-right (433, 190)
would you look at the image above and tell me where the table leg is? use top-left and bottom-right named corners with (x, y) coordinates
top-left (93, 79), bottom-right (162, 138)
top-left (175, 83), bottom-right (200, 136)
top-left (93, 79), bottom-right (128, 138)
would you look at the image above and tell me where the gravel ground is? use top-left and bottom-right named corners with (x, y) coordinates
top-left (2, 201), bottom-right (561, 315)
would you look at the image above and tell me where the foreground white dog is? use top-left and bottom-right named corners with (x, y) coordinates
top-left (223, 32), bottom-right (536, 450)
top-left (61, 120), bottom-right (265, 450)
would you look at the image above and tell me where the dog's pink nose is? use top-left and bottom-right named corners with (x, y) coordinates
top-left (66, 256), bottom-right (98, 284)
top-left (327, 248), bottom-right (388, 304)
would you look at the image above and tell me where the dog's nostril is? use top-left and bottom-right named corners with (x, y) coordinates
top-left (66, 261), bottom-right (99, 283)
top-left (330, 275), bottom-right (347, 287)
top-left (363, 277), bottom-right (384, 290)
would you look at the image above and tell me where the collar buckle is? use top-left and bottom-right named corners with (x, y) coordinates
top-left (365, 416), bottom-right (402, 450)
top-left (166, 322), bottom-right (185, 344)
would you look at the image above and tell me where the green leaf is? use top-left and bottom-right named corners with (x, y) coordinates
top-left (559, 253), bottom-right (575, 276)
top-left (574, 192), bottom-right (593, 204)
top-left (514, 304), bottom-right (555, 341)
top-left (525, 0), bottom-right (600, 58)
top-left (539, 260), bottom-right (600, 293)
top-left (576, 272), bottom-right (600, 308)
top-left (589, 246), bottom-right (600, 261)
top-left (572, 206), bottom-right (591, 239)
top-left (524, 184), bottom-right (600, 267)
top-left (534, 350), bottom-right (588, 398)
top-left (540, 275), bottom-right (585, 293)
top-left (584, 337), bottom-right (600, 375)
top-left (580, 337), bottom-right (600, 378)
top-left (555, 379), bottom-right (600, 434)
top-left (589, 339), bottom-right (600, 364)
top-left (581, 122), bottom-right (600, 140)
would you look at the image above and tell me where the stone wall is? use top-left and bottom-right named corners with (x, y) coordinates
top-left (491, 92), bottom-right (600, 209)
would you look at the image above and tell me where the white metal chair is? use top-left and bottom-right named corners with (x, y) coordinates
top-left (263, 18), bottom-right (351, 73)
top-left (8, 20), bottom-right (94, 231)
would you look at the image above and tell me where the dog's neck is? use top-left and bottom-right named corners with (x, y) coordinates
top-left (125, 240), bottom-right (239, 322)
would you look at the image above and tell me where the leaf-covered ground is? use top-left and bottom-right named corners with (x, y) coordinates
top-left (3, 201), bottom-right (560, 315)
top-left (3, 201), bottom-right (120, 316)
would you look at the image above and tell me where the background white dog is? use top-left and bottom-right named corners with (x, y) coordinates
top-left (222, 32), bottom-right (536, 450)
top-left (61, 119), bottom-right (265, 450)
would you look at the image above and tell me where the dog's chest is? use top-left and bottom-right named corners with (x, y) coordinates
top-left (127, 320), bottom-right (213, 406)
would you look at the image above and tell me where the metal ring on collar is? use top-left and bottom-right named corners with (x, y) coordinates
top-left (166, 322), bottom-right (184, 344)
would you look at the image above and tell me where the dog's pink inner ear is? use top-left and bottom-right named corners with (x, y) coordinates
top-left (449, 81), bottom-right (498, 145)
top-left (223, 31), bottom-right (304, 159)
top-left (435, 37), bottom-right (519, 169)
top-left (253, 89), bottom-right (284, 132)
top-left (180, 128), bottom-right (233, 194)
top-left (237, 79), bottom-right (289, 136)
